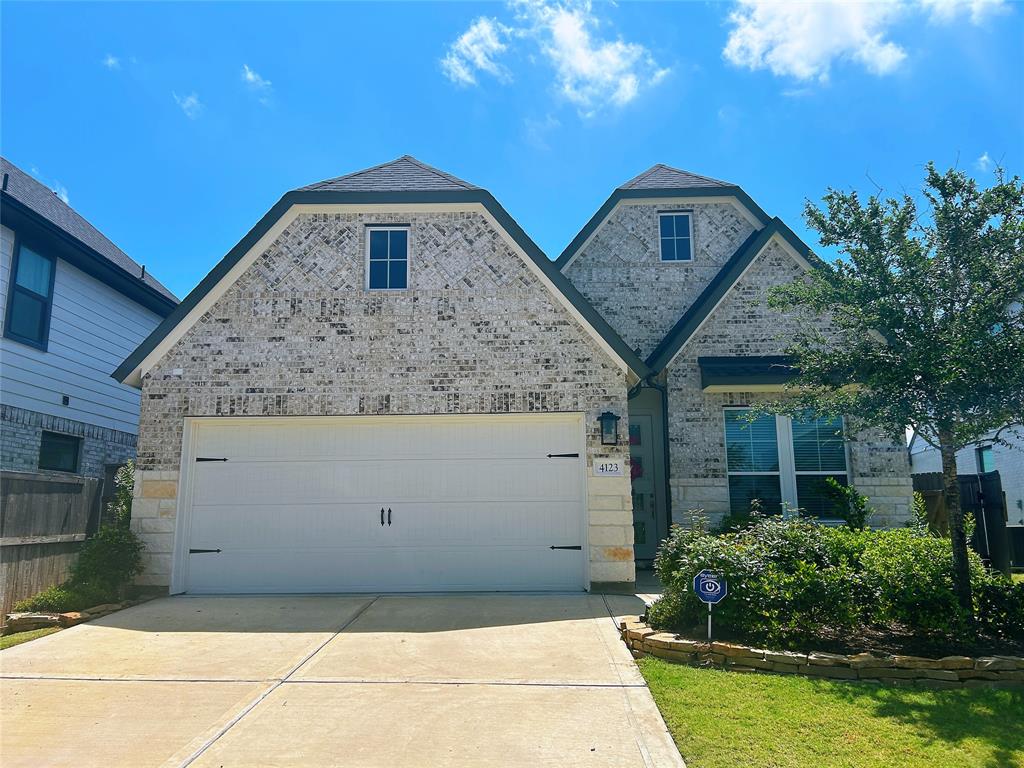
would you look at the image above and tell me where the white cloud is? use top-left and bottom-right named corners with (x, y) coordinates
top-left (724, 0), bottom-right (906, 81)
top-left (173, 91), bottom-right (203, 119)
top-left (442, 17), bottom-right (512, 85)
top-left (975, 151), bottom-right (993, 171)
top-left (242, 64), bottom-right (271, 91)
top-left (102, 54), bottom-right (120, 70)
top-left (516, 0), bottom-right (668, 115)
top-left (53, 183), bottom-right (70, 205)
top-left (442, 1), bottom-right (668, 115)
top-left (724, 0), bottom-right (1009, 82)
top-left (920, 0), bottom-right (1006, 24)
top-left (523, 114), bottom-right (561, 149)
top-left (242, 64), bottom-right (273, 105)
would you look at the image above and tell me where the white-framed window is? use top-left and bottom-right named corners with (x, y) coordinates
top-left (658, 211), bottom-right (693, 262)
top-left (366, 227), bottom-right (409, 290)
top-left (724, 407), bottom-right (849, 518)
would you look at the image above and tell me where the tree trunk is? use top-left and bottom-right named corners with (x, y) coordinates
top-left (938, 432), bottom-right (973, 616)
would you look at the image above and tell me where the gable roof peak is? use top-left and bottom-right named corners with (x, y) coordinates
top-left (618, 163), bottom-right (732, 191)
top-left (295, 155), bottom-right (480, 193)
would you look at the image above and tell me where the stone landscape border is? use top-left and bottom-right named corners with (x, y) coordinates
top-left (620, 616), bottom-right (1024, 689)
top-left (3, 597), bottom-right (154, 635)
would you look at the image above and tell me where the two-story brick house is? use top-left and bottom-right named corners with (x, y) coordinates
top-left (115, 156), bottom-right (912, 594)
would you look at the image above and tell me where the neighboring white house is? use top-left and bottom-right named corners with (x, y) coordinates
top-left (0, 157), bottom-right (177, 480)
top-left (909, 429), bottom-right (1024, 527)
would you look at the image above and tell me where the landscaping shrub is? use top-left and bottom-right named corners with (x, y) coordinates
top-left (11, 463), bottom-right (144, 614)
top-left (973, 577), bottom-right (1024, 642)
top-left (13, 582), bottom-right (118, 613)
top-left (647, 512), bottom-right (1015, 653)
top-left (649, 514), bottom-right (868, 646)
top-left (71, 523), bottom-right (145, 590)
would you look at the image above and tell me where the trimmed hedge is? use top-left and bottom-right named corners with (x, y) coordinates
top-left (647, 514), bottom-right (1023, 651)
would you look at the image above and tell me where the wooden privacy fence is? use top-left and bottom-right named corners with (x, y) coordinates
top-left (911, 470), bottom-right (1011, 575)
top-left (0, 471), bottom-right (102, 619)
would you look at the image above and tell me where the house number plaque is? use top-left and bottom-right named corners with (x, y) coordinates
top-left (594, 459), bottom-right (625, 477)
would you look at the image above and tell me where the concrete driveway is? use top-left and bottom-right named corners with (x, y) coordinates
top-left (1, 593), bottom-right (683, 767)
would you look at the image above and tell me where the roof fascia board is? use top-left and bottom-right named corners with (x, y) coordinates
top-left (555, 186), bottom-right (771, 271)
top-left (115, 191), bottom-right (649, 386)
top-left (0, 194), bottom-right (177, 316)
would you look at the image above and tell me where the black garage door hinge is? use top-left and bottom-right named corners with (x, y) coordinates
top-left (550, 545), bottom-right (582, 550)
top-left (546, 453), bottom-right (579, 458)
top-left (189, 548), bottom-right (222, 554)
top-left (196, 457), bottom-right (229, 462)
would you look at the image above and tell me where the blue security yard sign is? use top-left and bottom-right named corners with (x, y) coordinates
top-left (693, 570), bottom-right (728, 641)
top-left (693, 570), bottom-right (728, 604)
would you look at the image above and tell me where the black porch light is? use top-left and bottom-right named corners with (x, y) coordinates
top-left (599, 411), bottom-right (621, 446)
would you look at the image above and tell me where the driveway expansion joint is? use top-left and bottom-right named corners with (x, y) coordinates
top-left (175, 594), bottom-right (381, 768)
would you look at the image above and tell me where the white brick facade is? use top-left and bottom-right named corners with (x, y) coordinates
top-left (564, 201), bottom-right (757, 358)
top-left (565, 207), bottom-right (914, 529)
top-left (132, 210), bottom-right (636, 589)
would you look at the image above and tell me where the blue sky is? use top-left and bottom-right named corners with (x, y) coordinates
top-left (2, 1), bottom-right (1021, 299)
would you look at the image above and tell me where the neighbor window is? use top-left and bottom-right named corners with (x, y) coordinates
top-left (724, 408), bottom-right (848, 518)
top-left (367, 228), bottom-right (408, 290)
top-left (4, 243), bottom-right (55, 349)
top-left (39, 431), bottom-right (81, 473)
top-left (977, 446), bottom-right (995, 474)
top-left (659, 212), bottom-right (693, 262)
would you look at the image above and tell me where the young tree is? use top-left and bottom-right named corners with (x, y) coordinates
top-left (766, 163), bottom-right (1023, 614)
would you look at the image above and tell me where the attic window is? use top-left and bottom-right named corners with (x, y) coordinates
top-left (367, 228), bottom-right (409, 290)
top-left (659, 212), bottom-right (693, 262)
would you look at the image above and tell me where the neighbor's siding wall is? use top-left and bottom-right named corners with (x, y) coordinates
top-left (911, 430), bottom-right (1024, 526)
top-left (563, 201), bottom-right (757, 358)
top-left (664, 238), bottom-right (913, 529)
top-left (132, 210), bottom-right (634, 588)
top-left (0, 224), bottom-right (162, 478)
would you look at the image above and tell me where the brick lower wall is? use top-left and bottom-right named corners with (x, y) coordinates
top-left (1, 404), bottom-right (137, 480)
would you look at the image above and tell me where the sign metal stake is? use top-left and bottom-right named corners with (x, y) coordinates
top-left (693, 569), bottom-right (727, 646)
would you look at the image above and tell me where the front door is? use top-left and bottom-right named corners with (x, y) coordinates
top-left (629, 414), bottom-right (658, 561)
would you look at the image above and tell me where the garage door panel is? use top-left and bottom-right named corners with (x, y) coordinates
top-left (194, 418), bottom-right (580, 463)
top-left (184, 416), bottom-right (586, 593)
top-left (187, 546), bottom-right (582, 594)
top-left (192, 460), bottom-right (580, 506)
top-left (189, 500), bottom-right (581, 551)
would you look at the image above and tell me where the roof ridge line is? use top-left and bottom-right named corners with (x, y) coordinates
top-left (399, 155), bottom-right (476, 190)
top-left (301, 156), bottom-right (411, 191)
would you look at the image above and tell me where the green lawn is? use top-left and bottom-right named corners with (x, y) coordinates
top-left (639, 658), bottom-right (1024, 768)
top-left (1012, 573), bottom-right (1023, 584)
top-left (0, 626), bottom-right (61, 650)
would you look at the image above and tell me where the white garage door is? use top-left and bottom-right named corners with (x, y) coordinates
top-left (178, 415), bottom-right (587, 593)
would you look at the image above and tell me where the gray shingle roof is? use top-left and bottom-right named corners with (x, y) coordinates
top-left (297, 155), bottom-right (479, 193)
top-left (619, 163), bottom-right (731, 190)
top-left (1, 157), bottom-right (176, 302)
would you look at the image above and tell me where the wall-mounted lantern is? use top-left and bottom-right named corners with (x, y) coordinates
top-left (599, 411), bottom-right (621, 446)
